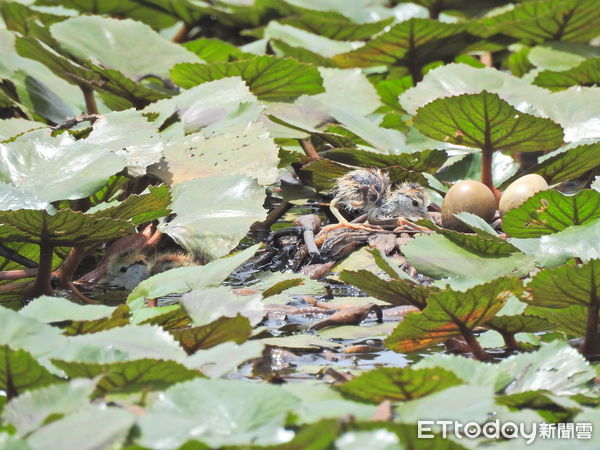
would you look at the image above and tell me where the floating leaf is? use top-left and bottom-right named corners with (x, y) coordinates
top-left (171, 55), bottom-right (324, 101)
top-left (279, 15), bottom-right (393, 41)
top-left (1, 378), bottom-right (96, 435)
top-left (137, 379), bottom-right (300, 448)
top-left (487, 315), bottom-right (553, 336)
top-left (0, 344), bottom-right (58, 399)
top-left (502, 189), bottom-right (600, 238)
top-left (90, 185), bottom-right (171, 225)
top-left (337, 367), bottom-right (462, 403)
top-left (183, 341), bottom-right (264, 378)
top-left (413, 91), bottom-right (564, 154)
top-left (0, 209), bottom-right (133, 246)
top-left (534, 57), bottom-right (600, 91)
top-left (340, 270), bottom-right (435, 309)
top-left (479, 0), bottom-right (600, 44)
top-left (27, 405), bottom-right (136, 450)
top-left (158, 175), bottom-right (266, 260)
top-left (183, 37), bottom-right (252, 62)
top-left (171, 315), bottom-right (252, 353)
top-left (52, 358), bottom-right (202, 394)
top-left (525, 305), bottom-right (587, 336)
top-left (514, 142), bottom-right (600, 186)
top-left (385, 278), bottom-right (520, 353)
top-left (62, 305), bottom-right (131, 336)
top-left (19, 296), bottom-right (115, 323)
top-left (402, 233), bottom-right (535, 286)
top-left (525, 259), bottom-right (600, 308)
top-left (333, 19), bottom-right (476, 74)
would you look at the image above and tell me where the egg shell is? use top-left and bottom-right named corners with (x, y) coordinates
top-left (441, 180), bottom-right (497, 231)
top-left (499, 174), bottom-right (548, 216)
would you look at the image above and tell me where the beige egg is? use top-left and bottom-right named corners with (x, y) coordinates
top-left (441, 180), bottom-right (497, 231)
top-left (499, 174), bottom-right (548, 216)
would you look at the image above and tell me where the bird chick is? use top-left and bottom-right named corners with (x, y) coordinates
top-left (100, 250), bottom-right (198, 290)
top-left (373, 182), bottom-right (431, 221)
top-left (328, 168), bottom-right (390, 229)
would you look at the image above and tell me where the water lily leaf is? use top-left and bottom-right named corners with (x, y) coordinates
top-left (1, 378), bottom-right (96, 435)
top-left (51, 16), bottom-right (198, 79)
top-left (260, 334), bottom-right (342, 350)
top-left (270, 39), bottom-right (338, 67)
top-left (162, 121), bottom-right (279, 186)
top-left (479, 0), bottom-right (600, 44)
top-left (57, 325), bottom-right (187, 363)
top-left (84, 109), bottom-right (165, 178)
top-left (27, 405), bottom-right (135, 450)
top-left (263, 22), bottom-right (359, 58)
top-left (502, 189), bottom-right (600, 238)
top-left (340, 269), bottom-right (435, 309)
top-left (0, 129), bottom-right (125, 209)
top-left (333, 19), bottom-right (476, 72)
top-left (62, 306), bottom-right (131, 336)
top-left (524, 259), bottom-right (600, 309)
top-left (525, 305), bottom-right (587, 336)
top-left (171, 315), bottom-right (252, 354)
top-left (487, 315), bottom-right (553, 336)
top-left (183, 341), bottom-right (264, 378)
top-left (52, 358), bottom-right (202, 395)
top-left (420, 220), bottom-right (519, 256)
top-left (516, 141), bottom-right (600, 186)
top-left (128, 244), bottom-right (258, 307)
top-left (0, 209), bottom-right (133, 246)
top-left (19, 296), bottom-right (115, 323)
top-left (279, 14), bottom-right (393, 41)
top-left (137, 379), bottom-right (300, 448)
top-left (0, 117), bottom-right (45, 140)
top-left (183, 37), bottom-right (253, 62)
top-left (413, 91), bottom-right (564, 154)
top-left (402, 233), bottom-right (535, 285)
top-left (0, 344), bottom-right (59, 399)
top-left (159, 175), bottom-right (266, 260)
top-left (534, 57), bottom-right (600, 91)
top-left (180, 287), bottom-right (264, 327)
top-left (498, 341), bottom-right (594, 395)
top-left (171, 55), bottom-right (324, 102)
top-left (90, 185), bottom-right (170, 225)
top-left (385, 277), bottom-right (520, 353)
top-left (337, 367), bottom-right (463, 403)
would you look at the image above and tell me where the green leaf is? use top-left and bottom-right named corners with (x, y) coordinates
top-left (62, 305), bottom-right (131, 336)
top-left (270, 39), bottom-right (337, 67)
top-left (50, 16), bottom-right (198, 79)
top-left (262, 278), bottom-right (305, 298)
top-left (525, 259), bottom-right (600, 308)
top-left (1, 378), bottom-right (96, 435)
top-left (171, 315), bottom-right (252, 353)
top-left (385, 277), bottom-right (520, 353)
top-left (159, 175), bottom-right (266, 261)
top-left (19, 296), bottom-right (115, 323)
top-left (52, 358), bottom-right (202, 394)
top-left (337, 367), bottom-right (463, 403)
top-left (137, 379), bottom-right (300, 448)
top-left (517, 142), bottom-right (600, 186)
top-left (402, 233), bottom-right (535, 286)
top-left (479, 0), bottom-right (600, 44)
top-left (502, 189), bottom-right (600, 238)
top-left (91, 185), bottom-right (171, 225)
top-left (376, 78), bottom-right (412, 112)
top-left (525, 305), bottom-right (587, 336)
top-left (183, 37), bottom-right (252, 62)
top-left (0, 345), bottom-right (58, 399)
top-left (487, 315), bottom-right (553, 336)
top-left (140, 307), bottom-right (191, 331)
top-left (333, 19), bottom-right (477, 71)
top-left (183, 341), bottom-right (264, 379)
top-left (0, 209), bottom-right (133, 246)
top-left (171, 56), bottom-right (324, 101)
top-left (279, 15), bottom-right (393, 41)
top-left (534, 57), bottom-right (600, 91)
top-left (340, 270), bottom-right (436, 309)
top-left (27, 405), bottom-right (135, 450)
top-left (413, 91), bottom-right (564, 153)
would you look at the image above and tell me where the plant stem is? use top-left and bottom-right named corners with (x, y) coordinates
top-left (80, 85), bottom-right (99, 115)
top-left (481, 147), bottom-right (494, 192)
top-left (583, 288), bottom-right (600, 357)
top-left (0, 269), bottom-right (38, 281)
top-left (0, 244), bottom-right (38, 268)
top-left (501, 332), bottom-right (521, 351)
top-left (24, 242), bottom-right (53, 298)
top-left (459, 326), bottom-right (489, 361)
top-left (298, 138), bottom-right (320, 160)
top-left (55, 246), bottom-right (87, 289)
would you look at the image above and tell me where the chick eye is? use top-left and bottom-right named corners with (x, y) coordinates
top-left (119, 267), bottom-right (127, 273)
top-left (412, 199), bottom-right (419, 207)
